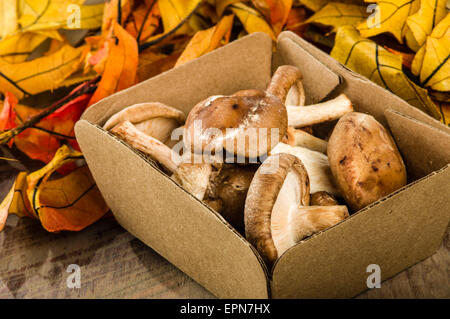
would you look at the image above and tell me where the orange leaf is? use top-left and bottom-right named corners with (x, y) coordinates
top-left (125, 0), bottom-right (161, 43)
top-left (285, 6), bottom-right (308, 37)
top-left (175, 14), bottom-right (235, 67)
top-left (13, 90), bottom-right (92, 164)
top-left (138, 50), bottom-right (181, 81)
top-left (25, 145), bottom-right (108, 232)
top-left (7, 172), bottom-right (35, 219)
top-left (0, 177), bottom-right (15, 231)
top-left (102, 0), bottom-right (134, 33)
top-left (0, 92), bottom-right (18, 147)
top-left (89, 22), bottom-right (139, 106)
top-left (266, 0), bottom-right (293, 35)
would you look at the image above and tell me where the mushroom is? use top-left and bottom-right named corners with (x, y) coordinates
top-left (310, 191), bottom-right (338, 206)
top-left (327, 112), bottom-right (407, 211)
top-left (270, 142), bottom-right (339, 195)
top-left (111, 121), bottom-right (255, 231)
top-left (287, 94), bottom-right (353, 128)
top-left (245, 153), bottom-right (349, 266)
top-left (183, 65), bottom-right (302, 159)
top-left (282, 126), bottom-right (328, 153)
top-left (103, 102), bottom-right (186, 144)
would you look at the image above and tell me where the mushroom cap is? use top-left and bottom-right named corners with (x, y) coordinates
top-left (244, 153), bottom-right (310, 266)
top-left (104, 102), bottom-right (186, 143)
top-left (184, 89), bottom-right (287, 159)
top-left (327, 112), bottom-right (407, 211)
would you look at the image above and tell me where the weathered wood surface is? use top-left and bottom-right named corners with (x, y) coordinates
top-left (0, 164), bottom-right (449, 299)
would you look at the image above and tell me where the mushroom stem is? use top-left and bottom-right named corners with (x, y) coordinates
top-left (285, 79), bottom-right (306, 106)
top-left (284, 127), bottom-right (328, 153)
top-left (310, 191), bottom-right (338, 206)
top-left (288, 205), bottom-right (349, 244)
top-left (111, 120), bottom-right (181, 173)
top-left (267, 65), bottom-right (303, 103)
top-left (287, 94), bottom-right (353, 128)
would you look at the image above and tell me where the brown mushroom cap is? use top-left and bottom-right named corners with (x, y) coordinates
top-left (244, 153), bottom-right (310, 265)
top-left (327, 112), bottom-right (407, 211)
top-left (310, 191), bottom-right (338, 206)
top-left (184, 89), bottom-right (287, 158)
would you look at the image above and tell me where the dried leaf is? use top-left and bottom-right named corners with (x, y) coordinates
top-left (0, 44), bottom-right (85, 99)
top-left (411, 14), bottom-right (450, 92)
top-left (285, 6), bottom-right (308, 36)
top-left (89, 21), bottom-right (138, 105)
top-left (16, 0), bottom-right (104, 34)
top-left (0, 178), bottom-right (15, 231)
top-left (406, 0), bottom-right (447, 49)
top-left (175, 14), bottom-right (235, 66)
top-left (102, 0), bottom-right (133, 32)
top-left (331, 25), bottom-right (441, 120)
top-left (306, 2), bottom-right (368, 31)
top-left (216, 0), bottom-right (240, 16)
top-left (0, 32), bottom-right (48, 63)
top-left (265, 0), bottom-right (293, 35)
top-left (357, 0), bottom-right (419, 43)
top-left (230, 2), bottom-right (276, 40)
top-left (125, 0), bottom-right (160, 43)
top-left (137, 50), bottom-right (181, 81)
top-left (0, 0), bottom-right (17, 38)
top-left (0, 145), bottom-right (109, 232)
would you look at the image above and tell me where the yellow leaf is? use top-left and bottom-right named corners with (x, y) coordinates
top-left (25, 145), bottom-right (108, 232)
top-left (0, 44), bottom-right (84, 99)
top-left (139, 0), bottom-right (202, 48)
top-left (411, 13), bottom-right (450, 92)
top-left (406, 0), bottom-right (447, 49)
top-left (0, 178), bottom-right (15, 231)
top-left (0, 0), bottom-right (17, 38)
top-left (175, 14), bottom-right (235, 67)
top-left (216, 0), bottom-right (240, 16)
top-left (230, 2), bottom-right (276, 40)
top-left (331, 25), bottom-right (442, 120)
top-left (158, 0), bottom-right (202, 34)
top-left (357, 0), bottom-right (419, 43)
top-left (0, 32), bottom-right (48, 63)
top-left (306, 2), bottom-right (368, 31)
top-left (17, 0), bottom-right (104, 33)
top-left (8, 172), bottom-right (35, 219)
top-left (297, 0), bottom-right (328, 12)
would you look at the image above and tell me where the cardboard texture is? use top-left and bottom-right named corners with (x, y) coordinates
top-left (75, 32), bottom-right (450, 299)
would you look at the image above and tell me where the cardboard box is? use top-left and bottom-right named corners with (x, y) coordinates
top-left (75, 32), bottom-right (450, 298)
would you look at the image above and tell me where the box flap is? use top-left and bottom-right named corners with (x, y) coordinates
top-left (82, 32), bottom-right (273, 126)
top-left (273, 37), bottom-right (340, 104)
top-left (385, 109), bottom-right (450, 180)
top-left (75, 121), bottom-right (269, 298)
top-left (277, 31), bottom-right (450, 134)
top-left (271, 164), bottom-right (450, 298)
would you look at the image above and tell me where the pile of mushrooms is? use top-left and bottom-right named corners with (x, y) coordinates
top-left (103, 65), bottom-right (407, 267)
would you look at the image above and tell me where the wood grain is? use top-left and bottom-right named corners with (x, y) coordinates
top-left (0, 165), bottom-right (448, 299)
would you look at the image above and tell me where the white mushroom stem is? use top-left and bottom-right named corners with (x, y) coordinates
top-left (285, 80), bottom-right (305, 106)
top-left (287, 94), bottom-right (353, 128)
top-left (274, 205), bottom-right (348, 256)
top-left (285, 127), bottom-right (328, 153)
top-left (270, 142), bottom-right (340, 195)
top-left (111, 120), bottom-right (181, 173)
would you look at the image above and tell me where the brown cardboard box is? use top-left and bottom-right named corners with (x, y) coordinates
top-left (74, 32), bottom-right (450, 298)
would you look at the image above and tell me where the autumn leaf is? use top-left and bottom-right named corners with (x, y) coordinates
top-left (230, 2), bottom-right (276, 40)
top-left (89, 21), bottom-right (138, 105)
top-left (0, 32), bottom-right (48, 63)
top-left (15, 0), bottom-right (104, 34)
top-left (306, 2), bottom-right (368, 32)
top-left (125, 0), bottom-right (161, 43)
top-left (285, 6), bottom-right (308, 36)
top-left (216, 0), bottom-right (240, 17)
top-left (297, 0), bottom-right (329, 12)
top-left (137, 50), bottom-right (181, 81)
top-left (406, 0), bottom-right (447, 50)
top-left (252, 0), bottom-right (293, 35)
top-left (138, 0), bottom-right (202, 50)
top-left (102, 0), bottom-right (133, 33)
top-left (0, 44), bottom-right (85, 99)
top-left (0, 0), bottom-right (17, 38)
top-left (175, 14), bottom-right (235, 67)
top-left (357, 0), bottom-right (419, 44)
top-left (331, 25), bottom-right (442, 120)
top-left (0, 145), bottom-right (109, 232)
top-left (0, 177), bottom-right (15, 231)
top-left (411, 13), bottom-right (450, 92)
top-left (0, 92), bottom-right (18, 148)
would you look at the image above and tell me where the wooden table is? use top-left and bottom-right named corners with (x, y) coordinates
top-left (1, 163), bottom-right (449, 299)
